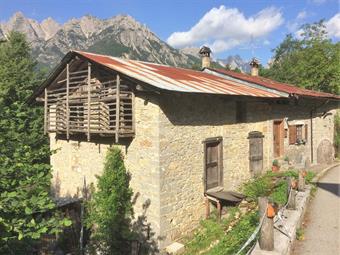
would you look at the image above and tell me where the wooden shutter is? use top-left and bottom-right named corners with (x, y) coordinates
top-left (304, 124), bottom-right (308, 142)
top-left (289, 125), bottom-right (297, 145)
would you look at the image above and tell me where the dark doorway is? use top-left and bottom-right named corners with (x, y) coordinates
top-left (204, 137), bottom-right (223, 192)
top-left (248, 131), bottom-right (264, 176)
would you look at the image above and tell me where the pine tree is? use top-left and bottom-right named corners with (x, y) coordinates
top-left (0, 32), bottom-right (70, 254)
top-left (86, 147), bottom-right (134, 255)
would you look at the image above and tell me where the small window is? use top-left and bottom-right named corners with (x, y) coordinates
top-left (204, 137), bottom-right (223, 192)
top-left (296, 125), bottom-right (303, 141)
top-left (236, 101), bottom-right (247, 123)
top-left (289, 124), bottom-right (307, 145)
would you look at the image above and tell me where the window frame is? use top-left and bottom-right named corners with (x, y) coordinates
top-left (203, 137), bottom-right (223, 193)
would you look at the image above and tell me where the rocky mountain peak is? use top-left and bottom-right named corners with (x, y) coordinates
top-left (40, 17), bottom-right (60, 40)
top-left (1, 12), bottom-right (200, 69)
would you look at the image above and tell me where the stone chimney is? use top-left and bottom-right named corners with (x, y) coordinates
top-left (199, 46), bottom-right (211, 69)
top-left (249, 58), bottom-right (260, 76)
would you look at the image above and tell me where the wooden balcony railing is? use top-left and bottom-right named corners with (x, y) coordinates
top-left (44, 62), bottom-right (134, 142)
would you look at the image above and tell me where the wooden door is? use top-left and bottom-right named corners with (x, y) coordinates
top-left (204, 138), bottom-right (223, 191)
top-left (248, 131), bottom-right (264, 176)
top-left (273, 120), bottom-right (284, 157)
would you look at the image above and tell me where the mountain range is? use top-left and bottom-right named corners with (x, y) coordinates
top-left (0, 12), bottom-right (249, 72)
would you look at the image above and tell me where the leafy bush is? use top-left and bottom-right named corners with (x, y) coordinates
top-left (0, 32), bottom-right (69, 254)
top-left (242, 174), bottom-right (273, 200)
top-left (270, 180), bottom-right (288, 205)
top-left (86, 147), bottom-right (134, 254)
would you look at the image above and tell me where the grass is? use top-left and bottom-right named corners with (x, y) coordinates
top-left (182, 169), bottom-right (315, 254)
top-left (183, 207), bottom-right (258, 255)
top-left (296, 228), bottom-right (305, 240)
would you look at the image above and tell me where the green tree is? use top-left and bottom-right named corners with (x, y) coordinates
top-left (86, 147), bottom-right (134, 254)
top-left (263, 20), bottom-right (340, 94)
top-left (0, 32), bottom-right (70, 254)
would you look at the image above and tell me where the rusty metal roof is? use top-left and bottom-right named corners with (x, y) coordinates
top-left (73, 51), bottom-right (282, 98)
top-left (207, 68), bottom-right (340, 100)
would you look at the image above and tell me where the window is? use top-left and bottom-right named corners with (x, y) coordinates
top-left (296, 125), bottom-right (303, 141)
top-left (236, 101), bottom-right (247, 123)
top-left (203, 137), bottom-right (223, 192)
top-left (289, 124), bottom-right (308, 145)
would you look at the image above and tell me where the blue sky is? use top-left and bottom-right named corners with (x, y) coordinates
top-left (1, 0), bottom-right (339, 63)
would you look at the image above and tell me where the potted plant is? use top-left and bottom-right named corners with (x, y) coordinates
top-left (272, 159), bottom-right (280, 172)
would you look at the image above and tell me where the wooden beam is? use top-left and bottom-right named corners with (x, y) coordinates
top-left (44, 88), bottom-right (48, 134)
top-left (66, 63), bottom-right (70, 140)
top-left (87, 62), bottom-right (91, 141)
top-left (115, 74), bottom-right (120, 143)
top-left (131, 92), bottom-right (135, 134)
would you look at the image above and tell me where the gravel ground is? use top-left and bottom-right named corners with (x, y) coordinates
top-left (292, 164), bottom-right (340, 255)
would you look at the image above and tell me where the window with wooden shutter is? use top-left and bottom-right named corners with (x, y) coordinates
top-left (296, 125), bottom-right (303, 141)
top-left (289, 125), bottom-right (297, 144)
top-left (204, 137), bottom-right (223, 192)
top-left (304, 124), bottom-right (308, 142)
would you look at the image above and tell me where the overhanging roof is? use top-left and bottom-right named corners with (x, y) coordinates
top-left (206, 68), bottom-right (340, 100)
top-left (30, 50), bottom-right (284, 102)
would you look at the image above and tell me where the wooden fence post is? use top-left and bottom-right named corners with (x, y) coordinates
top-left (258, 197), bottom-right (274, 251)
top-left (298, 170), bottom-right (305, 191)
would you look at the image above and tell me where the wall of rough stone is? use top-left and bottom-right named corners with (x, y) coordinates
top-left (157, 94), bottom-right (272, 245)
top-left (50, 94), bottom-right (162, 243)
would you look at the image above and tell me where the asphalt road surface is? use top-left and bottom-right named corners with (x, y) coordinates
top-left (292, 164), bottom-right (340, 255)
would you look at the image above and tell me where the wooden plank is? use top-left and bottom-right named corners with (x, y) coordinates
top-left (115, 74), bottom-right (120, 143)
top-left (131, 91), bottom-right (135, 133)
top-left (258, 197), bottom-right (274, 251)
top-left (87, 62), bottom-right (91, 141)
top-left (66, 63), bottom-right (70, 140)
top-left (44, 88), bottom-right (48, 134)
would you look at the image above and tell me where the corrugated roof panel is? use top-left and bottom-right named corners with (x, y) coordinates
top-left (75, 51), bottom-right (283, 98)
top-left (209, 68), bottom-right (340, 100)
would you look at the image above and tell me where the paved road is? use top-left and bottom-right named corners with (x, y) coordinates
top-left (292, 165), bottom-right (340, 255)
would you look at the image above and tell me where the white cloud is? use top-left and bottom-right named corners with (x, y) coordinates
top-left (297, 11), bottom-right (307, 20)
top-left (326, 13), bottom-right (340, 38)
top-left (263, 39), bottom-right (271, 45)
top-left (167, 6), bottom-right (283, 53)
top-left (310, 0), bottom-right (327, 4)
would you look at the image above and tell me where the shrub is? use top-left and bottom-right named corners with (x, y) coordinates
top-left (86, 147), bottom-right (133, 254)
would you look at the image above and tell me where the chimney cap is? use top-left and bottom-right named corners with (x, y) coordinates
top-left (249, 57), bottom-right (260, 67)
top-left (199, 46), bottom-right (212, 56)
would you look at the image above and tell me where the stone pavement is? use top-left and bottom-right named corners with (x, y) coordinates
top-left (292, 164), bottom-right (340, 255)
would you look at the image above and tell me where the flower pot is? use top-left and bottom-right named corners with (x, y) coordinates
top-left (272, 165), bottom-right (280, 172)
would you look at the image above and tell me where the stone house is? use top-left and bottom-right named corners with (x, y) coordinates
top-left (30, 50), bottom-right (339, 249)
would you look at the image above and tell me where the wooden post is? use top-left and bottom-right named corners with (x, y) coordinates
top-left (87, 62), bottom-right (91, 141)
top-left (115, 74), bottom-right (120, 143)
top-left (44, 88), bottom-right (48, 134)
top-left (287, 177), bottom-right (296, 210)
top-left (205, 197), bottom-right (210, 219)
top-left (217, 201), bottom-right (221, 222)
top-left (298, 170), bottom-right (305, 191)
top-left (258, 197), bottom-right (274, 251)
top-left (66, 63), bottom-right (70, 140)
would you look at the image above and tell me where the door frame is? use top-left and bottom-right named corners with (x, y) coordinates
top-left (273, 119), bottom-right (284, 158)
top-left (203, 136), bottom-right (223, 193)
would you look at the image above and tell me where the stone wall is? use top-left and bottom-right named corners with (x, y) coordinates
top-left (49, 91), bottom-right (339, 250)
top-left (50, 94), bottom-right (162, 242)
top-left (157, 94), bottom-right (272, 246)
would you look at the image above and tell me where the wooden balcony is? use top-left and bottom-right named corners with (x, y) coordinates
top-left (44, 62), bottom-right (135, 142)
